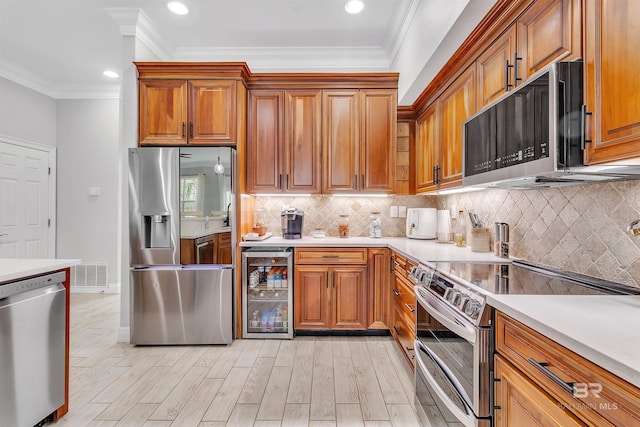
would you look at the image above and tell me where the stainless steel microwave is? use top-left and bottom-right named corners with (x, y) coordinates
top-left (462, 61), bottom-right (640, 189)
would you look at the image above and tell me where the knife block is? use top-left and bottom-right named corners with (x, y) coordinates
top-left (469, 227), bottom-right (491, 252)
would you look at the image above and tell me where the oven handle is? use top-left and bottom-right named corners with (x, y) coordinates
top-left (414, 340), bottom-right (476, 427)
top-left (415, 286), bottom-right (477, 344)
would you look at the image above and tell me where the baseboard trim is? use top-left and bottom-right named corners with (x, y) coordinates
top-left (117, 327), bottom-right (130, 343)
top-left (294, 329), bottom-right (391, 337)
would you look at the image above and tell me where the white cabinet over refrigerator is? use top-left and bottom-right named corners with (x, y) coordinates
top-left (242, 247), bottom-right (293, 339)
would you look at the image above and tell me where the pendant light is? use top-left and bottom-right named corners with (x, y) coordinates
top-left (214, 148), bottom-right (224, 174)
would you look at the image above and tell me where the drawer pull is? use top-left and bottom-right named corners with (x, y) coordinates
top-left (405, 346), bottom-right (414, 351)
top-left (393, 289), bottom-right (401, 296)
top-left (393, 326), bottom-right (401, 335)
top-left (322, 255), bottom-right (340, 258)
top-left (405, 303), bottom-right (415, 313)
top-left (528, 358), bottom-right (575, 395)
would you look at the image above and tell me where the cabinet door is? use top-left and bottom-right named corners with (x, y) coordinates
top-left (294, 266), bottom-right (330, 329)
top-left (367, 248), bottom-right (389, 329)
top-left (439, 65), bottom-right (477, 188)
top-left (477, 26), bottom-right (517, 107)
top-left (322, 90), bottom-right (359, 192)
top-left (415, 103), bottom-right (439, 193)
top-left (494, 356), bottom-right (586, 427)
top-left (284, 90), bottom-right (322, 193)
top-left (188, 80), bottom-right (237, 144)
top-left (331, 266), bottom-right (367, 329)
top-left (584, 0), bottom-right (640, 164)
top-left (139, 80), bottom-right (188, 145)
top-left (359, 89), bottom-right (397, 193)
top-left (517, 0), bottom-right (581, 79)
top-left (246, 90), bottom-right (283, 193)
top-left (215, 232), bottom-right (232, 264)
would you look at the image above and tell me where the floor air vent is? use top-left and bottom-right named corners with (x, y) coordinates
top-left (70, 263), bottom-right (108, 288)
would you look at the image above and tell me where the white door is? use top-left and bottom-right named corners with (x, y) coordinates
top-left (0, 142), bottom-right (51, 258)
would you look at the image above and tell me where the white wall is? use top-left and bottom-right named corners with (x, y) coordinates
top-left (393, 0), bottom-right (497, 105)
top-left (56, 99), bottom-right (120, 286)
top-left (0, 77), bottom-right (56, 146)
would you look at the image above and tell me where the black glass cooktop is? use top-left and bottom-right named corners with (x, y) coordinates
top-left (435, 260), bottom-right (640, 296)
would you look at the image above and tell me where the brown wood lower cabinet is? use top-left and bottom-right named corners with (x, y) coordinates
top-left (294, 265), bottom-right (367, 330)
top-left (294, 248), bottom-right (369, 331)
top-left (494, 311), bottom-right (640, 427)
top-left (389, 251), bottom-right (416, 367)
top-left (214, 231), bottom-right (232, 264)
top-left (494, 355), bottom-right (586, 427)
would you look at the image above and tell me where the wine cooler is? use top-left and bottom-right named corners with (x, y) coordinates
top-left (242, 247), bottom-right (293, 339)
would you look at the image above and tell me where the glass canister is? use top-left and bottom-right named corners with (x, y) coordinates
top-left (338, 214), bottom-right (350, 238)
top-left (369, 211), bottom-right (382, 238)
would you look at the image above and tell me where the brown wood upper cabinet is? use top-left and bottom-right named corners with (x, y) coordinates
top-left (416, 65), bottom-right (476, 192)
top-left (477, 0), bottom-right (581, 107)
top-left (139, 79), bottom-right (237, 145)
top-left (246, 90), bottom-right (322, 193)
top-left (323, 89), bottom-right (397, 193)
top-left (584, 0), bottom-right (640, 164)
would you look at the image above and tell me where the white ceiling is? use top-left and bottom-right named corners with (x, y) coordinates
top-left (0, 0), bottom-right (496, 103)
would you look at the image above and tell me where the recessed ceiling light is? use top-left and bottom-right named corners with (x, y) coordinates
top-left (103, 70), bottom-right (119, 79)
top-left (167, 2), bottom-right (189, 15)
top-left (345, 0), bottom-right (364, 14)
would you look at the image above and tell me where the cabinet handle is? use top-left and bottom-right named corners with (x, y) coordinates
top-left (528, 358), bottom-right (575, 395)
top-left (361, 174), bottom-right (365, 190)
top-left (322, 255), bottom-right (340, 258)
top-left (405, 303), bottom-right (415, 313)
top-left (505, 59), bottom-right (513, 90)
top-left (581, 105), bottom-right (593, 150)
top-left (513, 52), bottom-right (522, 85)
top-left (393, 325), bottom-right (401, 335)
top-left (434, 165), bottom-right (440, 184)
top-left (405, 346), bottom-right (414, 351)
top-left (286, 174), bottom-right (289, 190)
top-left (279, 174), bottom-right (282, 189)
top-left (393, 289), bottom-right (401, 296)
top-left (182, 122), bottom-right (186, 138)
top-left (326, 271), bottom-right (329, 288)
top-left (189, 122), bottom-right (193, 138)
top-left (333, 271), bottom-right (336, 288)
top-left (390, 256), bottom-right (394, 273)
top-left (354, 174), bottom-right (358, 190)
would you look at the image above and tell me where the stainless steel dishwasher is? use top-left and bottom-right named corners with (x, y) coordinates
top-left (0, 271), bottom-right (67, 427)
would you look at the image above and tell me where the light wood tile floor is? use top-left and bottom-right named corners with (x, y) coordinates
top-left (52, 294), bottom-right (420, 427)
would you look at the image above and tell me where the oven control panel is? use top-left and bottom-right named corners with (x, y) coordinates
top-left (412, 264), bottom-right (485, 321)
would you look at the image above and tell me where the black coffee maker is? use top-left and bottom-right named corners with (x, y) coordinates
top-left (281, 208), bottom-right (304, 239)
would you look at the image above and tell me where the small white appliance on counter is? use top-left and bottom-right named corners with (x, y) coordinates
top-left (406, 208), bottom-right (437, 239)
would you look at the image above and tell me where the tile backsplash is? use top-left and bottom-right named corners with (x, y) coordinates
top-left (253, 195), bottom-right (436, 238)
top-left (439, 180), bottom-right (640, 287)
top-left (252, 180), bottom-right (640, 287)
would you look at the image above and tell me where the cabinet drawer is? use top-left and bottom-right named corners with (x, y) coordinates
top-left (392, 304), bottom-right (415, 367)
top-left (393, 274), bottom-right (416, 320)
top-left (295, 248), bottom-right (368, 265)
top-left (495, 312), bottom-right (640, 427)
top-left (217, 231), bottom-right (231, 245)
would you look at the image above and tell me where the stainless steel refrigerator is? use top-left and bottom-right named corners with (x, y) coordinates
top-left (129, 147), bottom-right (234, 345)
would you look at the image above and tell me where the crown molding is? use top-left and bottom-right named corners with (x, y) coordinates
top-left (0, 61), bottom-right (58, 99)
top-left (173, 46), bottom-right (391, 71)
top-left (384, 0), bottom-right (421, 63)
top-left (105, 7), bottom-right (172, 60)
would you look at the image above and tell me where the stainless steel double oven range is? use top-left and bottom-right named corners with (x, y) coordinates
top-left (409, 260), bottom-right (640, 427)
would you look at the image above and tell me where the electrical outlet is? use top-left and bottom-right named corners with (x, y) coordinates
top-left (399, 206), bottom-right (407, 218)
top-left (390, 206), bottom-right (398, 217)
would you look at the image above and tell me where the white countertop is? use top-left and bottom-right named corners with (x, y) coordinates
top-left (181, 227), bottom-right (231, 239)
top-left (488, 294), bottom-right (640, 388)
top-left (240, 236), bottom-right (507, 264)
top-left (0, 258), bottom-right (81, 283)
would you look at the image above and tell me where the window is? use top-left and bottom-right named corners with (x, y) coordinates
top-left (180, 175), bottom-right (199, 213)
